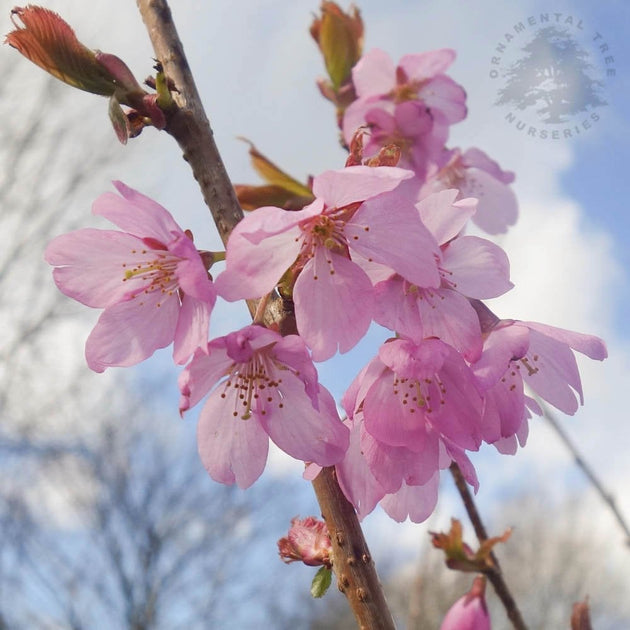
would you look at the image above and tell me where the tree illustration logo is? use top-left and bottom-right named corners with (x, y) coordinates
top-left (496, 26), bottom-right (607, 124)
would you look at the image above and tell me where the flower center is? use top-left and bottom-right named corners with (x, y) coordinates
top-left (121, 247), bottom-right (180, 306)
top-left (220, 352), bottom-right (300, 421)
top-left (392, 374), bottom-right (445, 416)
top-left (297, 208), bottom-right (355, 264)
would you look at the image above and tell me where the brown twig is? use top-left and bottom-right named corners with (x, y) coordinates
top-left (538, 399), bottom-right (630, 547)
top-left (135, 1), bottom-right (394, 627)
top-left (449, 462), bottom-right (528, 630)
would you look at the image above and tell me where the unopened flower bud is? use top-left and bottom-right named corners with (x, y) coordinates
top-left (440, 576), bottom-right (491, 630)
top-left (278, 516), bottom-right (332, 568)
top-left (310, 1), bottom-right (363, 91)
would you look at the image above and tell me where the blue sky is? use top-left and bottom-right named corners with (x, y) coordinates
top-left (5, 0), bottom-right (630, 618)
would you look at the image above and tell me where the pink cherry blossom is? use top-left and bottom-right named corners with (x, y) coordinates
top-left (440, 576), bottom-right (491, 630)
top-left (342, 48), bottom-right (466, 175)
top-left (44, 181), bottom-right (216, 372)
top-left (346, 337), bottom-right (483, 454)
top-left (472, 319), bottom-right (607, 446)
top-left (178, 324), bottom-right (349, 488)
top-left (422, 147), bottom-right (518, 234)
top-left (343, 48), bottom-right (467, 139)
top-left (215, 166), bottom-right (440, 361)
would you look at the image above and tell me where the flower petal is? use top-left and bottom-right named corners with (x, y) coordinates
top-left (173, 295), bottom-right (213, 365)
top-left (294, 250), bottom-right (374, 361)
top-left (46, 228), bottom-right (144, 307)
top-left (214, 223), bottom-right (301, 300)
top-left (346, 191), bottom-right (440, 287)
top-left (443, 236), bottom-right (513, 299)
top-left (258, 380), bottom-right (349, 467)
top-left (93, 182), bottom-right (183, 243)
top-left (380, 473), bottom-right (440, 523)
top-left (197, 389), bottom-right (269, 488)
top-left (85, 292), bottom-right (179, 372)
top-left (351, 48), bottom-right (396, 97)
top-left (312, 165), bottom-right (412, 208)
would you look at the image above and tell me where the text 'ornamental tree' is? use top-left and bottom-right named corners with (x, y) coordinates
top-left (5, 3), bottom-right (612, 628)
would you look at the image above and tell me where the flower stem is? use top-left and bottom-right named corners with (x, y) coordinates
top-left (135, 1), bottom-right (395, 626)
top-left (449, 462), bottom-right (528, 630)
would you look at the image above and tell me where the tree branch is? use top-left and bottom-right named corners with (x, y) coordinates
top-left (449, 462), bottom-right (528, 630)
top-left (539, 399), bottom-right (630, 548)
top-left (135, 1), bottom-right (394, 627)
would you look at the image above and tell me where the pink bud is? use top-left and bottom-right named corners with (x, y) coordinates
top-left (440, 576), bottom-right (491, 630)
top-left (278, 516), bottom-right (332, 568)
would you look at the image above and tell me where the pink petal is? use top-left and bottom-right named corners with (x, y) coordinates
top-left (93, 182), bottom-right (182, 243)
top-left (173, 295), bottom-right (212, 365)
top-left (417, 189), bottom-right (477, 245)
top-left (373, 276), bottom-right (424, 341)
top-left (462, 147), bottom-right (515, 184)
top-left (341, 357), bottom-right (386, 418)
top-left (197, 388), bottom-right (269, 488)
top-left (418, 75), bottom-right (467, 124)
top-left (472, 323), bottom-right (530, 389)
top-left (214, 223), bottom-right (301, 300)
top-left (351, 48), bottom-right (396, 97)
top-left (443, 444), bottom-right (479, 493)
top-left (380, 473), bottom-right (440, 523)
top-left (169, 234), bottom-right (216, 302)
top-left (362, 424), bottom-right (440, 491)
top-left (398, 49), bottom-right (456, 82)
top-left (235, 200), bottom-right (323, 244)
top-left (178, 342), bottom-right (234, 412)
top-left (335, 417), bottom-right (387, 520)
top-left (46, 228), bottom-right (145, 307)
top-left (272, 334), bottom-right (320, 403)
top-left (363, 368), bottom-right (430, 452)
top-left (342, 96), bottom-right (391, 145)
top-left (518, 328), bottom-right (584, 414)
top-left (294, 250), bottom-right (374, 361)
top-left (259, 380), bottom-right (348, 466)
top-left (443, 236), bottom-right (513, 299)
top-left (346, 190), bottom-right (440, 287)
top-left (480, 377), bottom-right (525, 444)
top-left (461, 168), bottom-right (518, 235)
top-left (312, 165), bottom-right (412, 209)
top-left (522, 321), bottom-right (608, 360)
top-left (416, 288), bottom-right (483, 362)
top-left (85, 292), bottom-right (179, 372)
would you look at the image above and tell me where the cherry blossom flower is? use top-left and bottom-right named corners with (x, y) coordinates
top-left (472, 319), bottom-right (608, 448)
top-left (330, 336), bottom-right (483, 521)
top-left (440, 576), bottom-right (491, 630)
top-left (351, 337), bottom-right (483, 453)
top-left (45, 181), bottom-right (216, 372)
top-left (342, 48), bottom-right (466, 173)
top-left (178, 325), bottom-right (349, 488)
top-left (422, 147), bottom-right (518, 234)
top-left (215, 165), bottom-right (440, 361)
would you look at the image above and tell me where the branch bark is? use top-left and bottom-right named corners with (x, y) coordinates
top-left (449, 463), bottom-right (528, 630)
top-left (136, 1), bottom-right (394, 627)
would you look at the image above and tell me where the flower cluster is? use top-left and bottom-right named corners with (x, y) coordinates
top-left (39, 3), bottom-right (607, 525)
